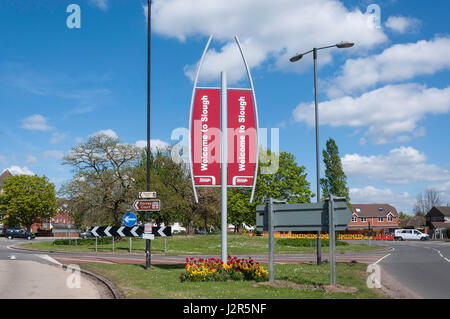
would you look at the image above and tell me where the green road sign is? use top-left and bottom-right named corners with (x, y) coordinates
top-left (256, 200), bottom-right (351, 232)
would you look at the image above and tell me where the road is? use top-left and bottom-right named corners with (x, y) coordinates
top-left (0, 238), bottom-right (110, 299)
top-left (375, 240), bottom-right (450, 299)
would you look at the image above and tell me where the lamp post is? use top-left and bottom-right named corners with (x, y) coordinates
top-left (145, 0), bottom-right (151, 270)
top-left (290, 42), bottom-right (354, 265)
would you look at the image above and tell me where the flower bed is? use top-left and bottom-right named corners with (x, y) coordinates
top-left (247, 233), bottom-right (394, 241)
top-left (180, 256), bottom-right (268, 282)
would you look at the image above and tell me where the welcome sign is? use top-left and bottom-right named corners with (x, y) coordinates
top-left (189, 35), bottom-right (259, 203)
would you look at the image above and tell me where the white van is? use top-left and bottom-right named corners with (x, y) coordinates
top-left (394, 229), bottom-right (429, 241)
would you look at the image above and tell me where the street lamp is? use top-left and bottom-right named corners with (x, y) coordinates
top-left (290, 41), bottom-right (354, 264)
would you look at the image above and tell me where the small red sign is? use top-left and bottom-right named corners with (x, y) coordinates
top-left (133, 199), bottom-right (161, 212)
top-left (144, 223), bottom-right (152, 234)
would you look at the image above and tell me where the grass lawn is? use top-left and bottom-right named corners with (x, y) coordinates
top-left (81, 262), bottom-right (387, 299)
top-left (21, 234), bottom-right (387, 255)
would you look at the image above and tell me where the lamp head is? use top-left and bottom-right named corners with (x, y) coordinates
top-left (289, 53), bottom-right (303, 62)
top-left (336, 42), bottom-right (354, 49)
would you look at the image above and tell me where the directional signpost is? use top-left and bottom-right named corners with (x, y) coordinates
top-left (256, 197), bottom-right (351, 285)
top-left (133, 199), bottom-right (161, 212)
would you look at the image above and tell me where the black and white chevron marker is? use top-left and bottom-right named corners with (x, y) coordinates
top-left (89, 226), bottom-right (171, 237)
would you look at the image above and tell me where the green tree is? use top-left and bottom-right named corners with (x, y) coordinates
top-left (254, 150), bottom-right (313, 204)
top-left (228, 188), bottom-right (256, 232)
top-left (0, 174), bottom-right (58, 231)
top-left (320, 138), bottom-right (350, 203)
top-left (398, 212), bottom-right (409, 220)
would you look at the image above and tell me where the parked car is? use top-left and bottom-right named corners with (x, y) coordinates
top-left (394, 229), bottom-right (429, 241)
top-left (79, 231), bottom-right (95, 239)
top-left (5, 228), bottom-right (35, 240)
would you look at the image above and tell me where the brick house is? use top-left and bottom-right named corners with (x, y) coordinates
top-left (31, 199), bottom-right (79, 237)
top-left (346, 204), bottom-right (399, 235)
top-left (426, 206), bottom-right (450, 238)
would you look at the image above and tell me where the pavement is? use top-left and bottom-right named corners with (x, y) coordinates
top-left (0, 238), bottom-right (110, 299)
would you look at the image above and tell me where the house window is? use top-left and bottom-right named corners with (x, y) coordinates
top-left (355, 208), bottom-right (361, 213)
top-left (387, 216), bottom-right (393, 222)
top-left (352, 216), bottom-right (357, 222)
top-left (360, 217), bottom-right (367, 222)
top-left (378, 217), bottom-right (384, 222)
top-left (378, 208), bottom-right (384, 212)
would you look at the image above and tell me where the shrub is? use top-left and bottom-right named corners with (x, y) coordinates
top-left (277, 238), bottom-right (349, 247)
top-left (53, 237), bottom-right (112, 246)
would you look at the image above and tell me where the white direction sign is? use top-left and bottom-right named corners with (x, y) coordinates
top-left (139, 191), bottom-right (157, 199)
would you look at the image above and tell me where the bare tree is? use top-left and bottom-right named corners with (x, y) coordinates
top-left (414, 188), bottom-right (442, 216)
top-left (61, 134), bottom-right (141, 225)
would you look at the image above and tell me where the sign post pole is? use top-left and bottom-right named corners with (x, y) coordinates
top-left (221, 70), bottom-right (228, 264)
top-left (268, 198), bottom-right (275, 283)
top-left (328, 196), bottom-right (336, 286)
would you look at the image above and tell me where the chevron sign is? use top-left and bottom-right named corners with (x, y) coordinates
top-left (89, 226), bottom-right (171, 237)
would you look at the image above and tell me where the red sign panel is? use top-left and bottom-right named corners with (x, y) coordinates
top-left (133, 199), bottom-right (161, 212)
top-left (227, 90), bottom-right (257, 186)
top-left (191, 89), bottom-right (221, 186)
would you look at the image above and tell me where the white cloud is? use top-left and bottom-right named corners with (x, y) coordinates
top-left (50, 132), bottom-right (67, 144)
top-left (89, 0), bottom-right (108, 11)
top-left (293, 83), bottom-right (450, 143)
top-left (350, 186), bottom-right (413, 213)
top-left (152, 0), bottom-right (387, 84)
top-left (136, 139), bottom-right (170, 152)
top-left (385, 16), bottom-right (420, 34)
top-left (42, 150), bottom-right (64, 160)
top-left (90, 129), bottom-right (119, 139)
top-left (21, 114), bottom-right (53, 131)
top-left (342, 146), bottom-right (450, 185)
top-left (6, 166), bottom-right (34, 176)
top-left (328, 37), bottom-right (450, 96)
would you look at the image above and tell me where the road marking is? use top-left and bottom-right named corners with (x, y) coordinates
top-left (373, 253), bottom-right (392, 265)
top-left (36, 254), bottom-right (63, 266)
top-left (432, 248), bottom-right (450, 264)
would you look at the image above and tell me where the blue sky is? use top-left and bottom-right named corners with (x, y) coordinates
top-left (1, 0), bottom-right (449, 214)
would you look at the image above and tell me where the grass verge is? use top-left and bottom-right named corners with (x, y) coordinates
top-left (80, 262), bottom-right (387, 299)
top-left (20, 234), bottom-right (387, 255)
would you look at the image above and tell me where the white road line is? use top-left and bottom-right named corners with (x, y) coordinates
top-left (373, 253), bottom-right (392, 265)
top-left (36, 254), bottom-right (63, 267)
top-left (432, 248), bottom-right (450, 264)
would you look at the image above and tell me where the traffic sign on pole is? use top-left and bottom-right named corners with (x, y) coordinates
top-left (133, 199), bottom-right (161, 212)
top-left (123, 212), bottom-right (138, 227)
top-left (139, 191), bottom-right (157, 199)
top-left (88, 226), bottom-right (171, 237)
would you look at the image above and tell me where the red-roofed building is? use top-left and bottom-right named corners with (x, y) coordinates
top-left (346, 204), bottom-right (399, 235)
top-left (426, 206), bottom-right (450, 239)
